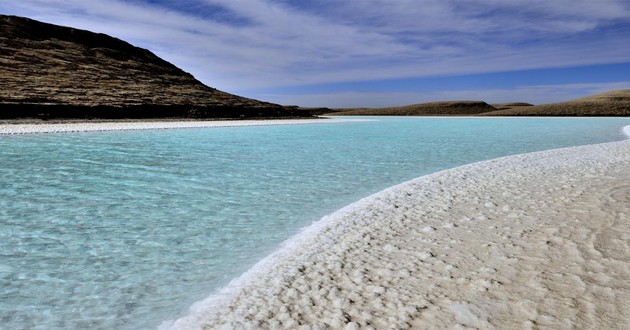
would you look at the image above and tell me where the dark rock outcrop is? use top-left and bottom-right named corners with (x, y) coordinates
top-left (328, 101), bottom-right (497, 116)
top-left (0, 15), bottom-right (309, 119)
top-left (490, 102), bottom-right (534, 110)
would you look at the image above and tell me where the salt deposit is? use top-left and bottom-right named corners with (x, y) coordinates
top-left (164, 133), bottom-right (630, 329)
top-left (0, 118), bottom-right (364, 134)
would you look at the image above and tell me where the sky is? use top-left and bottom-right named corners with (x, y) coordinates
top-left (1, 0), bottom-right (629, 107)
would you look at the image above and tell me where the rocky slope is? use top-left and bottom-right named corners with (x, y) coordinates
top-left (0, 15), bottom-right (306, 119)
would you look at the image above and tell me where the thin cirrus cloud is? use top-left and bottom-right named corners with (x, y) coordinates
top-left (0, 0), bottom-right (628, 106)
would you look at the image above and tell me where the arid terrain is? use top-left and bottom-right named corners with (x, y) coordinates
top-left (1, 14), bottom-right (628, 120)
top-left (328, 90), bottom-right (630, 117)
top-left (0, 15), bottom-right (307, 119)
top-left (327, 101), bottom-right (496, 116)
top-left (482, 90), bottom-right (630, 116)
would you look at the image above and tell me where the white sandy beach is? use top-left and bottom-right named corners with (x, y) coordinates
top-left (162, 135), bottom-right (630, 329)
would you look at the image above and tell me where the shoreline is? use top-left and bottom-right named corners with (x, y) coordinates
top-left (0, 118), bottom-right (369, 135)
top-left (0, 117), bottom-right (625, 135)
top-left (164, 128), bottom-right (630, 329)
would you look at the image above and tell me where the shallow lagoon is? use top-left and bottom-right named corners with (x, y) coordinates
top-left (1, 117), bottom-right (629, 329)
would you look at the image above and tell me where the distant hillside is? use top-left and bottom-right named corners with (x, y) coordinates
top-left (482, 90), bottom-right (630, 116)
top-left (490, 102), bottom-right (534, 110)
top-left (0, 15), bottom-right (307, 119)
top-left (325, 90), bottom-right (630, 117)
top-left (328, 101), bottom-right (496, 116)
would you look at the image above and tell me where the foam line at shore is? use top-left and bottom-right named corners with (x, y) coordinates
top-left (163, 135), bottom-right (630, 329)
top-left (0, 118), bottom-right (370, 135)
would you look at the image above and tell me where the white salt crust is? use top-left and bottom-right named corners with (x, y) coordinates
top-left (0, 118), bottom-right (368, 135)
top-left (163, 126), bottom-right (630, 329)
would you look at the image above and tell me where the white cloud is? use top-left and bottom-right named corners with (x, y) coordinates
top-left (0, 0), bottom-right (629, 105)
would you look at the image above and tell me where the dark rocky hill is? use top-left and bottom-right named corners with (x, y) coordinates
top-left (490, 102), bottom-right (534, 110)
top-left (0, 15), bottom-right (306, 119)
top-left (327, 101), bottom-right (496, 116)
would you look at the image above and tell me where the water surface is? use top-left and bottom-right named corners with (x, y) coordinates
top-left (0, 117), bottom-right (628, 329)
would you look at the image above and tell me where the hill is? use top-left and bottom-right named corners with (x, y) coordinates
top-left (482, 90), bottom-right (630, 116)
top-left (325, 91), bottom-right (630, 117)
top-left (490, 102), bottom-right (534, 110)
top-left (0, 15), bottom-right (307, 119)
top-left (327, 101), bottom-right (496, 116)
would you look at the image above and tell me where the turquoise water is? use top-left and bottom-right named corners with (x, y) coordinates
top-left (0, 117), bottom-right (628, 329)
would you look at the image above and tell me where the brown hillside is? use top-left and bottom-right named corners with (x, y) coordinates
top-left (482, 90), bottom-right (630, 116)
top-left (328, 101), bottom-right (496, 116)
top-left (491, 102), bottom-right (534, 110)
top-left (0, 15), bottom-right (306, 119)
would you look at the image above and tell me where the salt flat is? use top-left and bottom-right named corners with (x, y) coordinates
top-left (0, 118), bottom-right (366, 134)
top-left (166, 138), bottom-right (630, 329)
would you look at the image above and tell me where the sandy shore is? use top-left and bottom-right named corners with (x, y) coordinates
top-left (164, 136), bottom-right (630, 329)
top-left (0, 118), bottom-right (363, 134)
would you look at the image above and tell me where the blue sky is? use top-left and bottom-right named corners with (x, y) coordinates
top-left (1, 0), bottom-right (629, 107)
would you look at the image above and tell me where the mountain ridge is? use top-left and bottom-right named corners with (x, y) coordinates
top-left (328, 101), bottom-right (496, 116)
top-left (327, 90), bottom-right (630, 116)
top-left (481, 89), bottom-right (630, 116)
top-left (1, 15), bottom-right (627, 119)
top-left (0, 15), bottom-right (307, 119)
